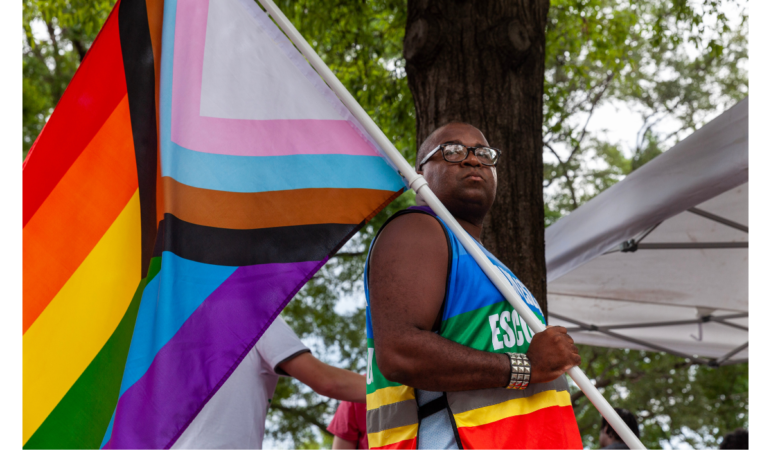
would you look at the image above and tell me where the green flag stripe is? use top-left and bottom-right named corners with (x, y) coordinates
top-left (24, 257), bottom-right (161, 449)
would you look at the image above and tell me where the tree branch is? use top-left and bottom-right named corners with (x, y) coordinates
top-left (331, 251), bottom-right (366, 258)
top-left (569, 72), bottom-right (615, 162)
top-left (270, 402), bottom-right (334, 437)
top-left (635, 111), bottom-right (658, 151)
top-left (45, 19), bottom-right (65, 101)
top-left (544, 142), bottom-right (564, 165)
top-left (71, 37), bottom-right (87, 62)
top-left (544, 142), bottom-right (579, 209)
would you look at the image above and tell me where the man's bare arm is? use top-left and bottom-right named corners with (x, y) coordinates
top-left (369, 214), bottom-right (581, 392)
top-left (369, 213), bottom-right (511, 391)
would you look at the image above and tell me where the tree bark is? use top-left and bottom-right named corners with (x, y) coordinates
top-left (404, 0), bottom-right (551, 318)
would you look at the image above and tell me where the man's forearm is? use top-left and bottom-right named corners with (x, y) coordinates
top-left (281, 353), bottom-right (366, 403)
top-left (323, 367), bottom-right (366, 403)
top-left (376, 327), bottom-right (510, 392)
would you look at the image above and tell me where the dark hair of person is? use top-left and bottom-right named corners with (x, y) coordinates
top-left (719, 428), bottom-right (748, 449)
top-left (601, 408), bottom-right (640, 441)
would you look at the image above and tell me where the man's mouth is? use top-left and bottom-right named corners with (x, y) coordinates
top-left (463, 172), bottom-right (484, 182)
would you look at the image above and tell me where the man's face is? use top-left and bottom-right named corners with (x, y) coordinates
top-left (417, 123), bottom-right (497, 222)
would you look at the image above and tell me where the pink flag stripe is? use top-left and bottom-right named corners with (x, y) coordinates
top-left (170, 0), bottom-right (380, 158)
top-left (172, 116), bottom-right (382, 158)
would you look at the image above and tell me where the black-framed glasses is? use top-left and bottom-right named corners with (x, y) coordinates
top-left (419, 143), bottom-right (502, 170)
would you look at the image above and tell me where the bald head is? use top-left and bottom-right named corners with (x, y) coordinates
top-left (416, 122), bottom-right (488, 170)
top-left (414, 121), bottom-right (497, 228)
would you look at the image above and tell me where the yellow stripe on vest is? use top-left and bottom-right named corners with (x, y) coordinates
top-left (366, 385), bottom-right (415, 411)
top-left (368, 423), bottom-right (418, 449)
top-left (453, 389), bottom-right (572, 429)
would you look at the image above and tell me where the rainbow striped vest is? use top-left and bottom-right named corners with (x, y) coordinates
top-left (365, 207), bottom-right (582, 449)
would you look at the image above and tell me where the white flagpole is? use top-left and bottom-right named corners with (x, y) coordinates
top-left (257, 1), bottom-right (645, 448)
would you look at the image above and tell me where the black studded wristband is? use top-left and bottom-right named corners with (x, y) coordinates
top-left (505, 352), bottom-right (531, 390)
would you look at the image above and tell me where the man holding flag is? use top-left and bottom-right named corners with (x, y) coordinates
top-left (365, 122), bottom-right (583, 449)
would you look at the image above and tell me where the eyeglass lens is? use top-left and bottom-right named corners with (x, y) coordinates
top-left (443, 144), bottom-right (498, 165)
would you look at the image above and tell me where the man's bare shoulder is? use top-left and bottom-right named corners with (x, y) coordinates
top-left (369, 212), bottom-right (449, 331)
top-left (371, 212), bottom-right (447, 260)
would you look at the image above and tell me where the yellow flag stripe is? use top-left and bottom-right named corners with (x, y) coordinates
top-left (366, 385), bottom-right (415, 411)
top-left (453, 389), bottom-right (572, 429)
top-left (368, 423), bottom-right (418, 449)
top-left (23, 191), bottom-right (142, 443)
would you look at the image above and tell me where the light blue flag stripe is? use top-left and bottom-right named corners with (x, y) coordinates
top-left (101, 252), bottom-right (236, 447)
top-left (162, 141), bottom-right (405, 193)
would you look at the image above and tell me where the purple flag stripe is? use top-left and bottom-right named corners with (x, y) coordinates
top-left (104, 259), bottom-right (325, 449)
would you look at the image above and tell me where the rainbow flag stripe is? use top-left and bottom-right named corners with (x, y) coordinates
top-left (23, 0), bottom-right (405, 447)
top-left (23, 0), bottom-right (164, 446)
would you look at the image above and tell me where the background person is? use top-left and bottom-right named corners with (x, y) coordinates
top-left (719, 428), bottom-right (748, 449)
top-left (173, 316), bottom-right (365, 449)
top-left (327, 400), bottom-right (368, 449)
top-left (599, 408), bottom-right (640, 449)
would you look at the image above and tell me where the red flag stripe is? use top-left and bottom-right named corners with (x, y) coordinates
top-left (23, 96), bottom-right (138, 334)
top-left (23, 6), bottom-right (127, 226)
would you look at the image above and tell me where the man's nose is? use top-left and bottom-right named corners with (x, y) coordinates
top-left (462, 150), bottom-right (483, 167)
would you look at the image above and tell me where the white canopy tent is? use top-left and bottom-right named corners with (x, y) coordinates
top-left (545, 98), bottom-right (748, 366)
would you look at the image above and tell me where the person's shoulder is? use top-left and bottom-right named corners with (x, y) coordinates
top-left (369, 210), bottom-right (450, 287)
top-left (261, 316), bottom-right (297, 340)
top-left (255, 316), bottom-right (307, 366)
top-left (374, 210), bottom-right (446, 250)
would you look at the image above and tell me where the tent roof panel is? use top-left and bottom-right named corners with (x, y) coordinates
top-left (549, 246), bottom-right (747, 310)
top-left (546, 99), bottom-right (748, 283)
top-left (544, 98), bottom-right (748, 364)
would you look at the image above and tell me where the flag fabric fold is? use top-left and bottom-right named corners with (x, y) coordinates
top-left (23, 0), bottom-right (405, 447)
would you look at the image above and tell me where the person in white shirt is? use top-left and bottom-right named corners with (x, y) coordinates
top-left (174, 316), bottom-right (365, 449)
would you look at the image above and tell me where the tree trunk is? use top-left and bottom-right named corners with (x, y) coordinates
top-left (404, 0), bottom-right (550, 319)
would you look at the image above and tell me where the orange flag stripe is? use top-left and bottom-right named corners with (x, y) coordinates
top-left (162, 177), bottom-right (401, 230)
top-left (23, 95), bottom-right (138, 333)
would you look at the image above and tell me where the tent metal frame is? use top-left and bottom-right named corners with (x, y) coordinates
top-left (687, 207), bottom-right (749, 233)
top-left (552, 312), bottom-right (748, 367)
top-left (602, 207), bottom-right (749, 255)
top-left (576, 207), bottom-right (749, 366)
